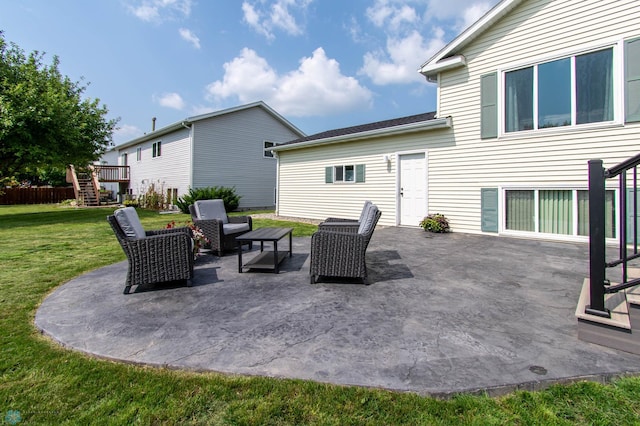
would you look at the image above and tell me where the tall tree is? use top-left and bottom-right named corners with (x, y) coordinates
top-left (0, 32), bottom-right (118, 179)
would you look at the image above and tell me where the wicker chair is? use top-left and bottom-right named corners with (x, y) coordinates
top-left (310, 204), bottom-right (381, 285)
top-left (189, 200), bottom-right (252, 256)
top-left (107, 207), bottom-right (194, 294)
top-left (318, 200), bottom-right (372, 232)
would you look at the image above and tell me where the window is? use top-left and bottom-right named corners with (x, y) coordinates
top-left (504, 47), bottom-right (614, 133)
top-left (264, 141), bottom-right (277, 158)
top-left (334, 165), bottom-right (355, 182)
top-left (325, 164), bottom-right (366, 183)
top-left (504, 188), bottom-right (616, 238)
top-left (136, 147), bottom-right (142, 161)
top-left (152, 141), bottom-right (162, 158)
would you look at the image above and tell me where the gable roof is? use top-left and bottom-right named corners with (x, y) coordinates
top-left (116, 101), bottom-right (305, 150)
top-left (419, 0), bottom-right (525, 80)
top-left (271, 111), bottom-right (451, 152)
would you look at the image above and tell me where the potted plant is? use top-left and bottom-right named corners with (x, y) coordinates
top-left (419, 214), bottom-right (450, 233)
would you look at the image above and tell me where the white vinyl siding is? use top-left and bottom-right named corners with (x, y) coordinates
top-left (277, 130), bottom-right (450, 226)
top-left (124, 128), bottom-right (191, 200)
top-left (430, 0), bottom-right (640, 236)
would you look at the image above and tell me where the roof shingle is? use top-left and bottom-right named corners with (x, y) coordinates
top-left (281, 111), bottom-right (437, 146)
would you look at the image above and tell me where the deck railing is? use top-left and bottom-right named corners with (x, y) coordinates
top-left (94, 165), bottom-right (130, 182)
top-left (587, 153), bottom-right (640, 317)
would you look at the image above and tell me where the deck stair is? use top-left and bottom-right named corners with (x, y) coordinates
top-left (67, 164), bottom-right (130, 207)
top-left (576, 268), bottom-right (640, 354)
top-left (78, 175), bottom-right (99, 206)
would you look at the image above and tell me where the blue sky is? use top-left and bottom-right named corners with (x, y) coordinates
top-left (1, 0), bottom-right (499, 146)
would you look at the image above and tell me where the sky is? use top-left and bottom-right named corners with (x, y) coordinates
top-left (1, 0), bottom-right (499, 146)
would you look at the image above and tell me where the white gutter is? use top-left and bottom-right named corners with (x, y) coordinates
top-left (420, 55), bottom-right (466, 81)
top-left (270, 116), bottom-right (452, 152)
top-left (418, 0), bottom-right (523, 78)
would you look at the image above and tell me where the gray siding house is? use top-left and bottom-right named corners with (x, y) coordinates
top-left (114, 102), bottom-right (304, 209)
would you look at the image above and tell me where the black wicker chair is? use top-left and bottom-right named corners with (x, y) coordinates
top-left (108, 208), bottom-right (194, 294)
top-left (310, 205), bottom-right (381, 285)
top-left (318, 200), bottom-right (372, 232)
top-left (189, 200), bottom-right (252, 256)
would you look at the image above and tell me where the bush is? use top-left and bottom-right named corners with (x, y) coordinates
top-left (419, 213), bottom-right (450, 233)
top-left (138, 182), bottom-right (166, 210)
top-left (176, 186), bottom-right (241, 214)
top-left (123, 198), bottom-right (139, 208)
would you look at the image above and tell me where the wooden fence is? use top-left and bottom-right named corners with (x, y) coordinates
top-left (0, 187), bottom-right (76, 205)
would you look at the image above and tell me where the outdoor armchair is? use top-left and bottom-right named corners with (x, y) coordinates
top-left (310, 204), bottom-right (381, 284)
top-left (318, 200), bottom-right (372, 232)
top-left (108, 207), bottom-right (194, 294)
top-left (189, 199), bottom-right (252, 256)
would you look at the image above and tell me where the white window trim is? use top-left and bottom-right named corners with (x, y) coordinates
top-left (498, 185), bottom-right (620, 243)
top-left (152, 141), bottom-right (162, 158)
top-left (497, 39), bottom-right (624, 138)
top-left (263, 141), bottom-right (277, 159)
top-left (333, 164), bottom-right (356, 184)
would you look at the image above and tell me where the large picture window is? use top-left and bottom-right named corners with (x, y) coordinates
top-left (504, 188), bottom-right (616, 238)
top-left (504, 47), bottom-right (614, 133)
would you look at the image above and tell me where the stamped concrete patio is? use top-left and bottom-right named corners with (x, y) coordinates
top-left (36, 226), bottom-right (640, 397)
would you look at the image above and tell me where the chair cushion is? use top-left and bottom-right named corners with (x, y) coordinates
top-left (358, 200), bottom-right (373, 223)
top-left (358, 205), bottom-right (378, 235)
top-left (223, 222), bottom-right (250, 235)
top-left (194, 200), bottom-right (228, 224)
top-left (114, 207), bottom-right (146, 239)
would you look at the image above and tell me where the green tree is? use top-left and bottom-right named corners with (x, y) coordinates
top-left (0, 32), bottom-right (118, 179)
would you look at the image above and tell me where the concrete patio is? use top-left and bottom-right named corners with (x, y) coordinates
top-left (36, 227), bottom-right (640, 397)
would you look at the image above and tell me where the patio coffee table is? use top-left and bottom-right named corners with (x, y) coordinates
top-left (236, 227), bottom-right (293, 273)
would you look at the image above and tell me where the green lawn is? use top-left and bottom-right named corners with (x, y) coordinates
top-left (1, 204), bottom-right (640, 424)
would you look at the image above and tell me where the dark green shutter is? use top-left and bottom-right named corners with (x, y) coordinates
top-left (625, 37), bottom-right (640, 123)
top-left (356, 164), bottom-right (365, 182)
top-left (325, 166), bottom-right (333, 183)
top-left (480, 72), bottom-right (498, 139)
top-left (481, 188), bottom-right (499, 232)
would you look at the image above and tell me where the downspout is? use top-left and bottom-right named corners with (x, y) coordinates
top-left (274, 151), bottom-right (280, 215)
top-left (181, 120), bottom-right (193, 195)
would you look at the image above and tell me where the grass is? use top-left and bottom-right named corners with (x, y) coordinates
top-left (1, 204), bottom-right (640, 424)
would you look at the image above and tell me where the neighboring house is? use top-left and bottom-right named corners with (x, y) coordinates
top-left (272, 0), bottom-right (640, 243)
top-left (113, 101), bottom-right (305, 209)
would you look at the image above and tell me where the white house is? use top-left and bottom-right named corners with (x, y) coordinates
top-left (271, 0), bottom-right (640, 243)
top-left (114, 101), bottom-right (305, 209)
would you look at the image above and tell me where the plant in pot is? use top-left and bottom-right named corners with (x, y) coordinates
top-left (419, 214), bottom-right (450, 233)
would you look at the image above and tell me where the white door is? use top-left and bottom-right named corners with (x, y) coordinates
top-left (399, 153), bottom-right (426, 226)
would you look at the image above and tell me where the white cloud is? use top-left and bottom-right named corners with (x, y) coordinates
top-left (206, 47), bottom-right (373, 117)
top-left (360, 0), bottom-right (495, 86)
top-left (115, 124), bottom-right (143, 139)
top-left (458, 2), bottom-right (493, 31)
top-left (179, 28), bottom-right (200, 49)
top-left (424, 0), bottom-right (494, 31)
top-left (242, 2), bottom-right (274, 40)
top-left (113, 124), bottom-right (143, 144)
top-left (153, 92), bottom-right (186, 110)
top-left (241, 0), bottom-right (311, 40)
top-left (360, 29), bottom-right (445, 85)
top-left (127, 0), bottom-right (192, 22)
top-left (366, 1), bottom-right (418, 31)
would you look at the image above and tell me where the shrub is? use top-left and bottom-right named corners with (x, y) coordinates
top-left (176, 186), bottom-right (241, 214)
top-left (138, 182), bottom-right (166, 210)
top-left (419, 213), bottom-right (450, 233)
